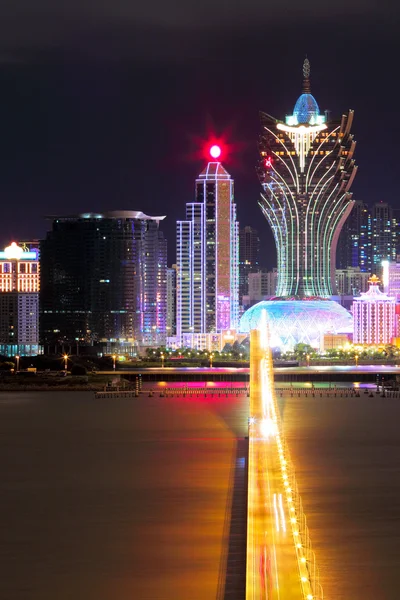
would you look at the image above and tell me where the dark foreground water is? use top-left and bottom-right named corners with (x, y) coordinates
top-left (0, 389), bottom-right (399, 599)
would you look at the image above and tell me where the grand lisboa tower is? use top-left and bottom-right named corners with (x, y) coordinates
top-left (240, 59), bottom-right (357, 349)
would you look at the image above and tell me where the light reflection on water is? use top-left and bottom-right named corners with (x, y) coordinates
top-left (280, 390), bottom-right (400, 600)
top-left (0, 388), bottom-right (399, 599)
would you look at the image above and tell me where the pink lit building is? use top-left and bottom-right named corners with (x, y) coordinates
top-left (353, 275), bottom-right (395, 345)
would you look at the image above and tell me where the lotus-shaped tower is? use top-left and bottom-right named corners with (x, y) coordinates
top-left (257, 58), bottom-right (357, 297)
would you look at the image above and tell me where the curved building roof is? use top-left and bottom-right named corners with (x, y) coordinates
top-left (293, 93), bottom-right (321, 125)
top-left (239, 299), bottom-right (353, 350)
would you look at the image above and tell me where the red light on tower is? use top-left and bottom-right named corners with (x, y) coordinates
top-left (209, 144), bottom-right (222, 159)
top-left (265, 156), bottom-right (273, 168)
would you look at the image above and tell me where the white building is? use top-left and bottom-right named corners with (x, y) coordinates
top-left (0, 242), bottom-right (40, 356)
top-left (176, 152), bottom-right (239, 347)
top-left (245, 269), bottom-right (278, 306)
top-left (353, 274), bottom-right (395, 345)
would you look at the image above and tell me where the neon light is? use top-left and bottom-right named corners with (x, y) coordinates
top-left (209, 144), bottom-right (221, 159)
top-left (277, 123), bottom-right (327, 134)
top-left (265, 156), bottom-right (273, 168)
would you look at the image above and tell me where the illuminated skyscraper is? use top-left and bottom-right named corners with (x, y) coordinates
top-left (257, 59), bottom-right (357, 297)
top-left (40, 211), bottom-right (167, 352)
top-left (176, 151), bottom-right (239, 347)
top-left (0, 242), bottom-right (39, 356)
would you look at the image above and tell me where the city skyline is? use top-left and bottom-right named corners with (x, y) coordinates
top-left (0, 7), bottom-right (399, 267)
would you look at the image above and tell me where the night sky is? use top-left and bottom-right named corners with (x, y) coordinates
top-left (0, 1), bottom-right (399, 268)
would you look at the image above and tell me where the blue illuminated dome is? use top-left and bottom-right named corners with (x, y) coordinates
top-left (293, 93), bottom-right (320, 124)
top-left (239, 299), bottom-right (352, 350)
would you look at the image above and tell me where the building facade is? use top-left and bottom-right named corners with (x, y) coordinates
top-left (40, 211), bottom-right (167, 353)
top-left (371, 202), bottom-right (397, 270)
top-left (246, 269), bottom-right (278, 306)
top-left (353, 275), bottom-right (395, 345)
top-left (175, 158), bottom-right (239, 348)
top-left (335, 267), bottom-right (370, 296)
top-left (257, 58), bottom-right (357, 297)
top-left (0, 242), bottom-right (39, 356)
top-left (337, 200), bottom-right (371, 271)
top-left (239, 226), bottom-right (260, 303)
top-left (166, 266), bottom-right (177, 336)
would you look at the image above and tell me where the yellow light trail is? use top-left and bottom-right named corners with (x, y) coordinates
top-left (246, 317), bottom-right (324, 600)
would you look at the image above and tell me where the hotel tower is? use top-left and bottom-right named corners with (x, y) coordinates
top-left (257, 59), bottom-right (358, 297)
top-left (176, 151), bottom-right (239, 349)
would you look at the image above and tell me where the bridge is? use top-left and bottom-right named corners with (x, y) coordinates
top-left (246, 321), bottom-right (323, 599)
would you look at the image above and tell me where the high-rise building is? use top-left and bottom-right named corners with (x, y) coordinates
top-left (40, 211), bottom-right (167, 353)
top-left (176, 152), bottom-right (239, 348)
top-left (335, 267), bottom-right (370, 296)
top-left (239, 226), bottom-right (260, 303)
top-left (353, 275), bottom-right (395, 344)
top-left (257, 58), bottom-right (357, 297)
top-left (0, 242), bottom-right (39, 356)
top-left (371, 202), bottom-right (397, 269)
top-left (166, 266), bottom-right (177, 336)
top-left (247, 269), bottom-right (278, 305)
top-left (337, 200), bottom-right (371, 271)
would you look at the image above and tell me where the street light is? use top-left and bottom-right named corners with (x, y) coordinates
top-left (15, 354), bottom-right (20, 372)
top-left (209, 353), bottom-right (213, 368)
top-left (306, 354), bottom-right (310, 368)
top-left (161, 352), bottom-right (164, 368)
top-left (63, 354), bottom-right (69, 371)
top-left (355, 353), bottom-right (359, 367)
top-left (112, 354), bottom-right (117, 371)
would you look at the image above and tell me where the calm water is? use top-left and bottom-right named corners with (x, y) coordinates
top-left (0, 389), bottom-right (399, 599)
top-left (281, 390), bottom-right (400, 600)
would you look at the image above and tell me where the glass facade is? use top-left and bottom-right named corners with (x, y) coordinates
top-left (40, 212), bottom-right (167, 348)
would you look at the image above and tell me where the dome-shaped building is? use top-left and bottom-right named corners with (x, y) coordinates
top-left (293, 93), bottom-right (321, 125)
top-left (239, 299), bottom-right (352, 350)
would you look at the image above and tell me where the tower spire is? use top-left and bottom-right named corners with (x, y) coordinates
top-left (302, 57), bottom-right (311, 93)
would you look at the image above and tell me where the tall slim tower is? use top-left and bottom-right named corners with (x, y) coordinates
top-left (176, 148), bottom-right (239, 345)
top-left (257, 59), bottom-right (358, 297)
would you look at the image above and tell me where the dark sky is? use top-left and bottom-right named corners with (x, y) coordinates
top-left (0, 1), bottom-right (399, 267)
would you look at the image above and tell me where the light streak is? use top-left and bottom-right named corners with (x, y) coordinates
top-left (278, 493), bottom-right (286, 533)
